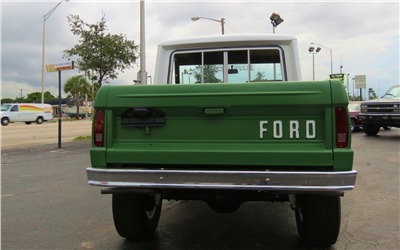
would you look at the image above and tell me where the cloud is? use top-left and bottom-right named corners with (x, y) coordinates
top-left (1, 0), bottom-right (399, 99)
top-left (1, 80), bottom-right (53, 100)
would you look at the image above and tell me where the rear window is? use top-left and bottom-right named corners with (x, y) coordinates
top-left (169, 47), bottom-right (285, 84)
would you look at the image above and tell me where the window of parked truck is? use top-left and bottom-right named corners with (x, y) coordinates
top-left (170, 47), bottom-right (284, 84)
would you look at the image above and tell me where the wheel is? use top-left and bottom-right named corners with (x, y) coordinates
top-left (295, 195), bottom-right (341, 246)
top-left (25, 122), bottom-right (32, 125)
top-left (350, 119), bottom-right (356, 132)
top-left (1, 117), bottom-right (10, 126)
top-left (363, 124), bottom-right (380, 136)
top-left (112, 193), bottom-right (162, 240)
top-left (36, 116), bottom-right (44, 124)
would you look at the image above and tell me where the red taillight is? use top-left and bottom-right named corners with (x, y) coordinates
top-left (93, 110), bottom-right (105, 147)
top-left (335, 107), bottom-right (349, 148)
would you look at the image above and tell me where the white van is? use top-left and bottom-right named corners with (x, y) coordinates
top-left (1, 103), bottom-right (53, 126)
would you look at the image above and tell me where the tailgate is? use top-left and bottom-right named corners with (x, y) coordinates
top-left (100, 82), bottom-right (336, 169)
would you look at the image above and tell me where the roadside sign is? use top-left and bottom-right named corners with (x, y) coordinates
top-left (355, 75), bottom-right (366, 89)
top-left (330, 73), bottom-right (344, 79)
top-left (330, 73), bottom-right (345, 86)
top-left (46, 61), bottom-right (75, 148)
top-left (46, 62), bottom-right (74, 72)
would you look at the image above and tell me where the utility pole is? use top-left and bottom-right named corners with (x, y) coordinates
top-left (308, 47), bottom-right (321, 81)
top-left (41, 0), bottom-right (69, 103)
top-left (138, 0), bottom-right (147, 84)
top-left (311, 43), bottom-right (333, 74)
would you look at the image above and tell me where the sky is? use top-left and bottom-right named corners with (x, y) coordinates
top-left (1, 0), bottom-right (399, 100)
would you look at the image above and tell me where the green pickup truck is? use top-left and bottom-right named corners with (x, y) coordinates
top-left (86, 34), bottom-right (357, 246)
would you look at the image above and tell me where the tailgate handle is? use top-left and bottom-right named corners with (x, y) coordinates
top-left (204, 107), bottom-right (225, 116)
top-left (121, 107), bottom-right (165, 128)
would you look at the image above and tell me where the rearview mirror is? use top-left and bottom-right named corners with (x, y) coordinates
top-left (228, 68), bottom-right (238, 74)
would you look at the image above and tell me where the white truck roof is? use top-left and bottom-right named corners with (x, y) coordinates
top-left (154, 34), bottom-right (301, 83)
top-left (159, 34), bottom-right (297, 47)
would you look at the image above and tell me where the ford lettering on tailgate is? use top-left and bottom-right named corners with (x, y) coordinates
top-left (259, 120), bottom-right (317, 139)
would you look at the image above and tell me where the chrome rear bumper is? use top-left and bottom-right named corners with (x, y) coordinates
top-left (86, 168), bottom-right (357, 193)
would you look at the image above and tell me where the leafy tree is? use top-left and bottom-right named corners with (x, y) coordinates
top-left (192, 65), bottom-right (222, 83)
top-left (368, 88), bottom-right (378, 99)
top-left (89, 82), bottom-right (101, 102)
top-left (14, 97), bottom-right (26, 103)
top-left (85, 71), bottom-right (101, 102)
top-left (253, 72), bottom-right (266, 81)
top-left (1, 98), bottom-right (14, 104)
top-left (26, 91), bottom-right (55, 103)
top-left (64, 14), bottom-right (139, 87)
top-left (64, 75), bottom-right (90, 119)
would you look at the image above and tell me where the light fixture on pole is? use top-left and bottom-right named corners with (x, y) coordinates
top-left (270, 12), bottom-right (284, 34)
top-left (191, 16), bottom-right (225, 35)
top-left (308, 46), bottom-right (321, 81)
top-left (311, 42), bottom-right (333, 74)
top-left (41, 0), bottom-right (69, 103)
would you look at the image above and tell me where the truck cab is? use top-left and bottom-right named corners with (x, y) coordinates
top-left (154, 34), bottom-right (301, 84)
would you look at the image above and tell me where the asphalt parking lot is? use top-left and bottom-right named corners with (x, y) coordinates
top-left (1, 127), bottom-right (399, 249)
top-left (1, 119), bottom-right (91, 149)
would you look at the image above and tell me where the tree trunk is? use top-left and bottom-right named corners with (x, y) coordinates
top-left (76, 94), bottom-right (80, 120)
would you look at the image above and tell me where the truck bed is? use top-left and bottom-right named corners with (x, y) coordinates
top-left (91, 81), bottom-right (352, 172)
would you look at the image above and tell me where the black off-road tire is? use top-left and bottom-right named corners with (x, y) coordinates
top-left (112, 193), bottom-right (162, 240)
top-left (363, 124), bottom-right (380, 136)
top-left (295, 194), bottom-right (341, 247)
top-left (2, 117), bottom-right (10, 126)
top-left (350, 119), bottom-right (356, 132)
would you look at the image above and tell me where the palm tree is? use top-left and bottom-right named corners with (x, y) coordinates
top-left (64, 75), bottom-right (90, 119)
top-left (368, 88), bottom-right (378, 99)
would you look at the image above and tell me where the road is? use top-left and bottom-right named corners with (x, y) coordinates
top-left (1, 119), bottom-right (91, 149)
top-left (1, 128), bottom-right (399, 249)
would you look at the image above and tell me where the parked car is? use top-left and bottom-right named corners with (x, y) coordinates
top-left (359, 85), bottom-right (400, 135)
top-left (65, 112), bottom-right (89, 119)
top-left (348, 102), bottom-right (362, 132)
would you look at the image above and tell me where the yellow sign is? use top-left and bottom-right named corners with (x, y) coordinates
top-left (46, 62), bottom-right (74, 72)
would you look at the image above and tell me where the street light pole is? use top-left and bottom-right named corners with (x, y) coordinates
top-left (41, 0), bottom-right (69, 103)
top-left (311, 42), bottom-right (333, 74)
top-left (221, 18), bottom-right (225, 35)
top-left (191, 16), bottom-right (225, 35)
top-left (139, 0), bottom-right (147, 84)
top-left (309, 46), bottom-right (321, 81)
